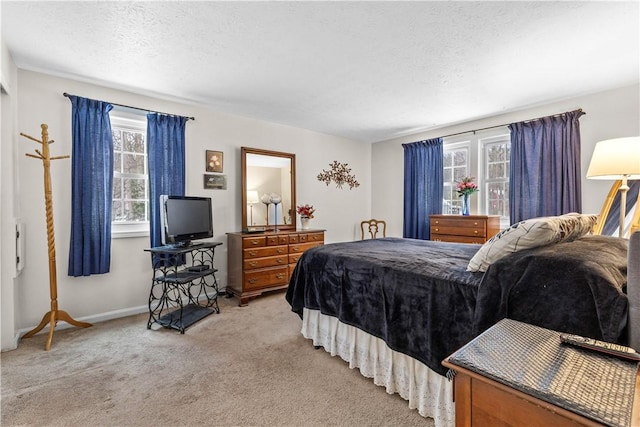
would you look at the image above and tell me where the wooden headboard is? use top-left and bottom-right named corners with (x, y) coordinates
top-left (628, 231), bottom-right (640, 351)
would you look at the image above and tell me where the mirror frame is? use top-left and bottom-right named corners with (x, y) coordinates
top-left (241, 147), bottom-right (296, 232)
top-left (592, 179), bottom-right (640, 237)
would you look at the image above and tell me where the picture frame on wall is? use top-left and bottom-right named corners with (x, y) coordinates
top-left (204, 174), bottom-right (227, 190)
top-left (206, 150), bottom-right (223, 173)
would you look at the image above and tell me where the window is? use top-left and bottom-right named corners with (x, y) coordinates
top-left (110, 112), bottom-right (149, 237)
top-left (443, 144), bottom-right (470, 214)
top-left (483, 137), bottom-right (510, 218)
top-left (443, 129), bottom-right (510, 223)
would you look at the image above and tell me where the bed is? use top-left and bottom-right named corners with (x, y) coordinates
top-left (286, 217), bottom-right (637, 427)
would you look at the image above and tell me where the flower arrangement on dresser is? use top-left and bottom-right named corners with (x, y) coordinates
top-left (296, 204), bottom-right (316, 219)
top-left (456, 177), bottom-right (479, 196)
top-left (297, 204), bottom-right (316, 230)
top-left (456, 177), bottom-right (479, 216)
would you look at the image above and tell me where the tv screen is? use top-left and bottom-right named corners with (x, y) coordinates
top-left (160, 195), bottom-right (213, 246)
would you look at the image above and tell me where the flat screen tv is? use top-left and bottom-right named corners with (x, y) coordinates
top-left (160, 195), bottom-right (213, 247)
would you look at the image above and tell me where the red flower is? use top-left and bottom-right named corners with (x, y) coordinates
top-left (296, 204), bottom-right (316, 218)
top-left (456, 177), bottom-right (479, 197)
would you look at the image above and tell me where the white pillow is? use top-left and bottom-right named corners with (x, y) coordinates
top-left (466, 214), bottom-right (597, 272)
top-left (560, 212), bottom-right (598, 241)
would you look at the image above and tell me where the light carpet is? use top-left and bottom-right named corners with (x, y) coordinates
top-left (1, 292), bottom-right (433, 426)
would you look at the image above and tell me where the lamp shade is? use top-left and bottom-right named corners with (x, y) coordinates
top-left (246, 190), bottom-right (259, 204)
top-left (587, 137), bottom-right (640, 180)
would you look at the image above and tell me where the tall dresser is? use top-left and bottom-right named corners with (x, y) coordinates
top-left (430, 215), bottom-right (500, 244)
top-left (226, 230), bottom-right (324, 305)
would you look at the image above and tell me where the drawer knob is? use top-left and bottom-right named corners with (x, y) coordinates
top-left (277, 258), bottom-right (284, 264)
top-left (249, 251), bottom-right (257, 257)
top-left (248, 278), bottom-right (258, 284)
top-left (251, 240), bottom-right (259, 245)
top-left (474, 230), bottom-right (478, 234)
top-left (249, 261), bottom-right (258, 267)
top-left (474, 222), bottom-right (479, 226)
top-left (434, 228), bottom-right (439, 232)
top-left (276, 273), bottom-right (285, 279)
top-left (277, 248), bottom-right (285, 253)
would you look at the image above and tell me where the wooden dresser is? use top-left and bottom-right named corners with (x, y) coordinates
top-left (430, 214), bottom-right (500, 244)
top-left (226, 229), bottom-right (324, 305)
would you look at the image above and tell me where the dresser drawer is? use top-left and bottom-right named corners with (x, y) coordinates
top-left (244, 266), bottom-right (289, 290)
top-left (431, 217), bottom-right (487, 229)
top-left (242, 236), bottom-right (267, 248)
top-left (431, 225), bottom-right (485, 238)
top-left (289, 253), bottom-right (303, 264)
top-left (244, 245), bottom-right (288, 259)
top-left (243, 254), bottom-right (288, 270)
top-left (289, 241), bottom-right (323, 254)
top-left (267, 235), bottom-right (289, 246)
top-left (296, 232), bottom-right (324, 243)
top-left (431, 234), bottom-right (485, 244)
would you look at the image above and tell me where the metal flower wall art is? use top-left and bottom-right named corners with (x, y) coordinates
top-left (317, 160), bottom-right (360, 190)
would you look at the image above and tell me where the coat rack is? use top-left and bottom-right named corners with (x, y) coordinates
top-left (20, 124), bottom-right (91, 351)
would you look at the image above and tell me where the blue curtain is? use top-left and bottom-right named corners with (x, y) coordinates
top-left (508, 110), bottom-right (584, 224)
top-left (68, 96), bottom-right (114, 277)
top-left (147, 113), bottom-right (187, 251)
top-left (402, 138), bottom-right (443, 239)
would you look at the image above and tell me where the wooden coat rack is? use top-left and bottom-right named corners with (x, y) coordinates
top-left (21, 124), bottom-right (91, 351)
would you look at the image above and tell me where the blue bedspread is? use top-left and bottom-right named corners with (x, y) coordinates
top-left (286, 236), bottom-right (629, 376)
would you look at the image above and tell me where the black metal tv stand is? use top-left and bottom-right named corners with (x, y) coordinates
top-left (144, 242), bottom-right (222, 333)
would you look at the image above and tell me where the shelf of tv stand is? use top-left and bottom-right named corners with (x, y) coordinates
top-left (158, 268), bottom-right (218, 284)
top-left (144, 242), bottom-right (222, 333)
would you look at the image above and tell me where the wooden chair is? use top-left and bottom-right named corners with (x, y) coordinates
top-left (360, 219), bottom-right (386, 240)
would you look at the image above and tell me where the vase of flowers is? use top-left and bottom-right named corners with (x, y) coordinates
top-left (456, 177), bottom-right (479, 216)
top-left (296, 204), bottom-right (315, 230)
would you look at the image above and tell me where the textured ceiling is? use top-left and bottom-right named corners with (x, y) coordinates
top-left (2, 1), bottom-right (639, 143)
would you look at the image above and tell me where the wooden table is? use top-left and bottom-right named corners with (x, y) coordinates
top-left (443, 319), bottom-right (640, 426)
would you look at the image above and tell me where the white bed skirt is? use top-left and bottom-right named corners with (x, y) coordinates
top-left (301, 308), bottom-right (454, 427)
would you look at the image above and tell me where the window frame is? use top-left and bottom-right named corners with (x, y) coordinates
top-left (442, 141), bottom-right (471, 214)
top-left (443, 127), bottom-right (510, 224)
top-left (480, 134), bottom-right (511, 224)
top-left (110, 110), bottom-right (149, 239)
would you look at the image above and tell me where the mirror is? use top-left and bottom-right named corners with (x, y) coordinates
top-left (593, 179), bottom-right (640, 237)
top-left (241, 147), bottom-right (296, 231)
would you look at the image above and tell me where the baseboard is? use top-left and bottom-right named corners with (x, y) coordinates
top-left (15, 304), bottom-right (149, 340)
top-left (14, 291), bottom-right (223, 342)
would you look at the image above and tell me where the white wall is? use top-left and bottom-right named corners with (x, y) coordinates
top-left (372, 84), bottom-right (640, 237)
top-left (1, 38), bottom-right (19, 351)
top-left (5, 70), bottom-right (370, 348)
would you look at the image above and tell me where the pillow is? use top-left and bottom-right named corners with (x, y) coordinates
top-left (466, 213), bottom-right (598, 272)
top-left (558, 213), bottom-right (598, 241)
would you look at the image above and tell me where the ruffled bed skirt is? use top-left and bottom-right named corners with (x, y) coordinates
top-left (301, 308), bottom-right (454, 427)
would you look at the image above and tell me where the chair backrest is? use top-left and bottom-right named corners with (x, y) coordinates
top-left (360, 219), bottom-right (386, 240)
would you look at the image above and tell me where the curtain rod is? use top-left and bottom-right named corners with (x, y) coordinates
top-left (438, 108), bottom-right (584, 140)
top-left (63, 92), bottom-right (195, 121)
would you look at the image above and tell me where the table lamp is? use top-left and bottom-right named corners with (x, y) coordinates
top-left (247, 190), bottom-right (259, 225)
top-left (587, 137), bottom-right (640, 237)
top-left (260, 193), bottom-right (272, 226)
top-left (269, 193), bottom-right (282, 232)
